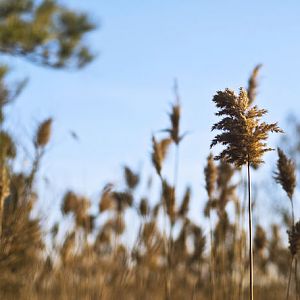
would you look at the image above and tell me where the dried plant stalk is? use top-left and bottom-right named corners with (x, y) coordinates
top-left (0, 164), bottom-right (9, 237)
top-left (274, 148), bottom-right (296, 224)
top-left (274, 148), bottom-right (297, 299)
top-left (247, 64), bottom-right (262, 105)
top-left (211, 87), bottom-right (282, 300)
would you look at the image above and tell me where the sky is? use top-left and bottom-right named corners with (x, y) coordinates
top-left (3, 1), bottom-right (300, 228)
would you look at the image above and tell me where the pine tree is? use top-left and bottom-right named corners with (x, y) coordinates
top-left (0, 0), bottom-right (95, 69)
top-left (0, 1), bottom-right (95, 297)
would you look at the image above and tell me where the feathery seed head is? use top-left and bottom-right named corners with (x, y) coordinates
top-left (139, 197), bottom-right (149, 216)
top-left (36, 118), bottom-right (52, 147)
top-left (152, 203), bottom-right (160, 218)
top-left (0, 131), bottom-right (16, 159)
top-left (274, 148), bottom-right (296, 200)
top-left (142, 221), bottom-right (157, 242)
top-left (254, 225), bottom-right (267, 253)
top-left (124, 166), bottom-right (139, 190)
top-left (211, 88), bottom-right (282, 167)
top-left (112, 191), bottom-right (133, 212)
top-left (163, 80), bottom-right (183, 145)
top-left (62, 191), bottom-right (78, 215)
top-left (74, 196), bottom-right (90, 220)
top-left (168, 104), bottom-right (181, 145)
top-left (99, 183), bottom-right (114, 212)
top-left (151, 136), bottom-right (172, 176)
top-left (247, 64), bottom-right (262, 105)
top-left (288, 221), bottom-right (300, 256)
top-left (204, 153), bottom-right (217, 198)
top-left (178, 186), bottom-right (191, 217)
top-left (162, 180), bottom-right (176, 225)
top-left (111, 215), bottom-right (125, 235)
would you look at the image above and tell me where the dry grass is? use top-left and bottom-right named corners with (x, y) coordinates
top-left (0, 63), bottom-right (299, 300)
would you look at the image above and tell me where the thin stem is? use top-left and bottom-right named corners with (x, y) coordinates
top-left (174, 144), bottom-right (180, 192)
top-left (291, 199), bottom-right (295, 227)
top-left (209, 210), bottom-right (215, 300)
top-left (295, 258), bottom-right (299, 300)
top-left (168, 144), bottom-right (180, 299)
top-left (157, 174), bottom-right (170, 300)
top-left (0, 192), bottom-right (4, 239)
top-left (0, 163), bottom-right (8, 239)
top-left (286, 253), bottom-right (294, 299)
top-left (247, 160), bottom-right (254, 300)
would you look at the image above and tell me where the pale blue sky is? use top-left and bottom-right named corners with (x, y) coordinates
top-left (4, 1), bottom-right (300, 225)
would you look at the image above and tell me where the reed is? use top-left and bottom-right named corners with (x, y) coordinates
top-left (211, 88), bottom-right (282, 300)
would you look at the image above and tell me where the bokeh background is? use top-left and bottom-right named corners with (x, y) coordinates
top-left (4, 0), bottom-right (300, 230)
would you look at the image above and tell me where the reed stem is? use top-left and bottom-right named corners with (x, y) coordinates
top-left (247, 160), bottom-right (254, 300)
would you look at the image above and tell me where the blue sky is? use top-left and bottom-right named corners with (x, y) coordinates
top-left (4, 1), bottom-right (300, 225)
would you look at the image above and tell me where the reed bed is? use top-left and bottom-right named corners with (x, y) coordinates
top-left (0, 63), bottom-right (299, 300)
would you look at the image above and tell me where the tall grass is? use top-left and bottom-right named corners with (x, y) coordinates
top-left (0, 65), bottom-right (298, 300)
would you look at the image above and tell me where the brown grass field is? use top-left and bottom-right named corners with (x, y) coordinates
top-left (0, 1), bottom-right (299, 299)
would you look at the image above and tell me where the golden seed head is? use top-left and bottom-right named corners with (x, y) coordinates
top-left (151, 136), bottom-right (172, 176)
top-left (99, 194), bottom-right (113, 212)
top-left (204, 153), bottom-right (217, 198)
top-left (124, 166), bottom-right (139, 190)
top-left (274, 148), bottom-right (296, 200)
top-left (192, 225), bottom-right (206, 259)
top-left (0, 131), bottom-right (16, 159)
top-left (142, 221), bottom-right (157, 241)
top-left (139, 197), bottom-right (149, 216)
top-left (36, 118), bottom-right (52, 147)
top-left (152, 203), bottom-right (160, 218)
top-left (162, 180), bottom-right (176, 225)
top-left (288, 221), bottom-right (300, 256)
top-left (110, 215), bottom-right (125, 235)
top-left (112, 191), bottom-right (133, 212)
top-left (254, 225), bottom-right (267, 252)
top-left (74, 196), bottom-right (90, 219)
top-left (168, 104), bottom-right (181, 145)
top-left (96, 228), bottom-right (111, 244)
top-left (211, 88), bottom-right (282, 167)
top-left (75, 214), bottom-right (95, 232)
top-left (61, 231), bottom-right (76, 263)
top-left (163, 81), bottom-right (184, 145)
top-left (247, 64), bottom-right (262, 105)
top-left (61, 191), bottom-right (78, 215)
top-left (178, 186), bottom-right (191, 217)
top-left (99, 184), bottom-right (114, 212)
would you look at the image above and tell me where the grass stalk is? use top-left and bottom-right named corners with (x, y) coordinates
top-left (247, 160), bottom-right (254, 300)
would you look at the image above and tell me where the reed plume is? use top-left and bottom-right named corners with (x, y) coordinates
top-left (28, 118), bottom-right (53, 192)
top-left (247, 64), bottom-right (262, 105)
top-left (205, 153), bottom-right (217, 199)
top-left (139, 197), bottom-right (149, 217)
top-left (211, 87), bottom-right (282, 300)
top-left (178, 186), bottom-right (190, 218)
top-left (274, 148), bottom-right (297, 299)
top-left (124, 166), bottom-right (139, 190)
top-left (151, 136), bottom-right (172, 177)
top-left (287, 221), bottom-right (300, 257)
top-left (36, 118), bottom-right (52, 148)
top-left (211, 88), bottom-right (282, 167)
top-left (274, 148), bottom-right (296, 223)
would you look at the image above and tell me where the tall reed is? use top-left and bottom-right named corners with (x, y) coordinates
top-left (211, 88), bottom-right (282, 300)
top-left (274, 148), bottom-right (297, 299)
